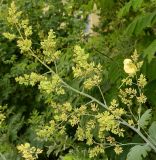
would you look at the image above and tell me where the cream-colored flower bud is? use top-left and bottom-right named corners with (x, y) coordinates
top-left (123, 59), bottom-right (137, 74)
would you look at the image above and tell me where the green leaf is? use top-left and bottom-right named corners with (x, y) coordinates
top-left (134, 14), bottom-right (155, 35)
top-left (138, 109), bottom-right (152, 129)
top-left (125, 12), bottom-right (156, 36)
top-left (125, 18), bottom-right (138, 35)
top-left (118, 0), bottom-right (143, 18)
top-left (118, 1), bottom-right (131, 18)
top-left (148, 121), bottom-right (156, 144)
top-left (131, 0), bottom-right (144, 12)
top-left (127, 145), bottom-right (151, 160)
top-left (144, 39), bottom-right (156, 62)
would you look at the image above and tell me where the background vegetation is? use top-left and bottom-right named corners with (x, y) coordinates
top-left (0, 0), bottom-right (156, 159)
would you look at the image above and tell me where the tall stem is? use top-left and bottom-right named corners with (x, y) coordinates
top-left (97, 85), bottom-right (107, 106)
top-left (62, 81), bottom-right (108, 110)
top-left (120, 120), bottom-right (156, 152)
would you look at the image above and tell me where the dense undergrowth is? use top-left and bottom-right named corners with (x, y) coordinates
top-left (0, 0), bottom-right (156, 160)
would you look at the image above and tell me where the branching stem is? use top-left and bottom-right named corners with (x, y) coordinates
top-left (120, 119), bottom-right (156, 152)
top-left (14, 23), bottom-right (156, 153)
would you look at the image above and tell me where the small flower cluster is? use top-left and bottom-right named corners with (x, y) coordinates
top-left (76, 126), bottom-right (85, 141)
top-left (106, 136), bottom-right (123, 155)
top-left (37, 102), bottom-right (87, 141)
top-left (20, 19), bottom-right (32, 38)
top-left (72, 45), bottom-right (102, 89)
top-left (3, 32), bottom-right (16, 40)
top-left (109, 99), bottom-right (126, 119)
top-left (6, 2), bottom-right (32, 53)
top-left (41, 30), bottom-right (61, 64)
top-left (90, 103), bottom-right (99, 112)
top-left (17, 38), bottom-right (32, 53)
top-left (94, 99), bottom-right (125, 139)
top-left (76, 119), bottom-right (96, 146)
top-left (88, 145), bottom-right (104, 158)
top-left (17, 143), bottom-right (42, 160)
top-left (51, 101), bottom-right (72, 122)
top-left (15, 72), bottom-right (46, 86)
top-left (137, 93), bottom-right (147, 104)
top-left (68, 105), bottom-right (87, 126)
top-left (119, 88), bottom-right (137, 106)
top-left (137, 74), bottom-right (147, 88)
top-left (96, 111), bottom-right (125, 138)
top-left (39, 74), bottom-right (65, 95)
top-left (85, 120), bottom-right (95, 145)
top-left (16, 73), bottom-right (65, 95)
top-left (17, 18), bottom-right (33, 52)
top-left (114, 145), bottom-right (123, 155)
top-left (121, 77), bottom-right (133, 86)
top-left (36, 120), bottom-right (55, 140)
top-left (7, 1), bottom-right (22, 24)
top-left (120, 50), bottom-right (147, 106)
top-left (42, 3), bottom-right (50, 15)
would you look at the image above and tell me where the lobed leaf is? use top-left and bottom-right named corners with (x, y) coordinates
top-left (127, 145), bottom-right (151, 160)
top-left (138, 109), bottom-right (152, 129)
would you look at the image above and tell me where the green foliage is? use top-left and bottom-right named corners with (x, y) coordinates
top-left (138, 109), bottom-right (152, 129)
top-left (117, 0), bottom-right (156, 62)
top-left (96, 0), bottom-right (115, 11)
top-left (127, 145), bottom-right (151, 160)
top-left (1, 0), bottom-right (156, 160)
top-left (125, 12), bottom-right (156, 36)
top-left (143, 39), bottom-right (156, 62)
top-left (118, 0), bottom-right (144, 18)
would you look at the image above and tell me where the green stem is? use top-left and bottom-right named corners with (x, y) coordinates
top-left (117, 142), bottom-right (146, 146)
top-left (84, 100), bottom-right (94, 106)
top-left (0, 153), bottom-right (6, 160)
top-left (135, 74), bottom-right (142, 130)
top-left (15, 23), bottom-right (24, 40)
top-left (29, 50), bottom-right (54, 73)
top-left (128, 105), bottom-right (137, 122)
top-left (29, 50), bottom-right (108, 110)
top-left (97, 85), bottom-right (107, 105)
top-left (54, 61), bottom-right (58, 73)
top-left (104, 142), bottom-right (145, 147)
top-left (120, 120), bottom-right (156, 153)
top-left (142, 128), bottom-right (156, 147)
top-left (63, 82), bottom-right (108, 110)
top-left (15, 23), bottom-right (108, 110)
top-left (118, 76), bottom-right (130, 89)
